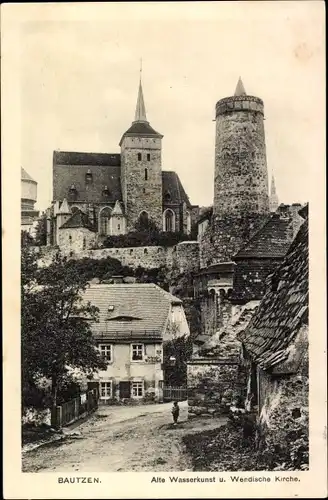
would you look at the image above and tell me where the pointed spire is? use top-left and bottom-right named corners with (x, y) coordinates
top-left (271, 174), bottom-right (277, 195)
top-left (112, 200), bottom-right (124, 216)
top-left (58, 198), bottom-right (70, 214)
top-left (234, 77), bottom-right (247, 96)
top-left (134, 61), bottom-right (148, 123)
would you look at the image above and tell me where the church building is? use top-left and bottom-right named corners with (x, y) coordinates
top-left (50, 78), bottom-right (198, 247)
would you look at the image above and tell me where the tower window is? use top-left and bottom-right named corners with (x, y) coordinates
top-left (145, 168), bottom-right (148, 181)
top-left (137, 153), bottom-right (142, 161)
top-left (147, 153), bottom-right (150, 161)
top-left (85, 169), bottom-right (93, 183)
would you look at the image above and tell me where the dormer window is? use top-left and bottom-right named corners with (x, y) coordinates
top-left (103, 185), bottom-right (110, 196)
top-left (108, 305), bottom-right (114, 312)
top-left (164, 191), bottom-right (171, 202)
top-left (69, 184), bottom-right (77, 192)
top-left (85, 169), bottom-right (93, 183)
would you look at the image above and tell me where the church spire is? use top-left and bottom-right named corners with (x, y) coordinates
top-left (134, 61), bottom-right (148, 123)
top-left (234, 77), bottom-right (247, 96)
top-left (270, 174), bottom-right (279, 212)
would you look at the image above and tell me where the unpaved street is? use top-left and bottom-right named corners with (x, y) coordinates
top-left (22, 402), bottom-right (226, 473)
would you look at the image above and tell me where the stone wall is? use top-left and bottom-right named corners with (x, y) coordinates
top-left (36, 241), bottom-right (200, 273)
top-left (58, 227), bottom-right (97, 254)
top-left (199, 214), bottom-right (269, 267)
top-left (187, 360), bottom-right (246, 417)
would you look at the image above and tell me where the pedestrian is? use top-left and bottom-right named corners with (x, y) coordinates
top-left (172, 401), bottom-right (180, 425)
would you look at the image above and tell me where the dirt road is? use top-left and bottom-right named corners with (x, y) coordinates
top-left (22, 402), bottom-right (226, 473)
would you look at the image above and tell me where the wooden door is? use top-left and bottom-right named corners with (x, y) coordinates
top-left (119, 381), bottom-right (130, 399)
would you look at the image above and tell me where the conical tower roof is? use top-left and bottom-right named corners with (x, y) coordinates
top-left (134, 80), bottom-right (148, 123)
top-left (234, 77), bottom-right (247, 97)
top-left (58, 198), bottom-right (70, 214)
top-left (119, 73), bottom-right (163, 146)
top-left (21, 167), bottom-right (36, 183)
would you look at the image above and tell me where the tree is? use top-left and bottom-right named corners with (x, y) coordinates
top-left (21, 230), bottom-right (34, 247)
top-left (21, 249), bottom-right (107, 426)
top-left (34, 213), bottom-right (47, 246)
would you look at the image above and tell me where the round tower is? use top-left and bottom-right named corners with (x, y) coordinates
top-left (213, 78), bottom-right (269, 217)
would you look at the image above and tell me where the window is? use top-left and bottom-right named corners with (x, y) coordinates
top-left (131, 344), bottom-right (144, 361)
top-left (164, 209), bottom-right (175, 232)
top-left (137, 153), bottom-right (142, 161)
top-left (145, 168), bottom-right (148, 180)
top-left (147, 153), bottom-right (150, 161)
top-left (99, 381), bottom-right (112, 400)
top-left (131, 381), bottom-right (144, 397)
top-left (85, 169), bottom-right (93, 183)
top-left (99, 207), bottom-right (111, 236)
top-left (82, 237), bottom-right (86, 250)
top-left (99, 344), bottom-right (112, 362)
top-left (117, 224), bottom-right (120, 231)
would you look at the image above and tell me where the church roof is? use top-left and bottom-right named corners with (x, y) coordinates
top-left (60, 209), bottom-right (95, 232)
top-left (53, 151), bottom-right (191, 207)
top-left (53, 151), bottom-right (121, 166)
top-left (162, 171), bottom-right (191, 207)
top-left (238, 211), bottom-right (308, 373)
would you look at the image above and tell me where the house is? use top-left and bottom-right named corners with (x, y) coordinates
top-left (238, 205), bottom-right (308, 451)
top-left (82, 283), bottom-right (190, 403)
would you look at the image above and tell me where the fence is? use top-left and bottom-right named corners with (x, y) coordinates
top-left (54, 388), bottom-right (98, 428)
top-left (163, 386), bottom-right (187, 402)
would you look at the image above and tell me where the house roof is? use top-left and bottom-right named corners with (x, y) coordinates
top-left (238, 214), bottom-right (308, 372)
top-left (60, 210), bottom-right (96, 232)
top-left (81, 283), bottom-right (181, 339)
top-left (234, 213), bottom-right (295, 259)
top-left (162, 171), bottom-right (191, 207)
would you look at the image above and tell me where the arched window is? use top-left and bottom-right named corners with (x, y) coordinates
top-left (186, 211), bottom-right (191, 234)
top-left (99, 207), bottom-right (111, 236)
top-left (163, 209), bottom-right (175, 232)
top-left (138, 211), bottom-right (149, 229)
top-left (144, 168), bottom-right (148, 181)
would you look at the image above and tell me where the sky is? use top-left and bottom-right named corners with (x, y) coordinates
top-left (19, 2), bottom-right (325, 211)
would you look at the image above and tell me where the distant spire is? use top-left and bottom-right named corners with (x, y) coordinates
top-left (270, 174), bottom-right (279, 212)
top-left (234, 77), bottom-right (247, 96)
top-left (134, 60), bottom-right (148, 123)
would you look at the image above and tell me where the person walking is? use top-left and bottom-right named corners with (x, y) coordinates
top-left (172, 401), bottom-right (180, 426)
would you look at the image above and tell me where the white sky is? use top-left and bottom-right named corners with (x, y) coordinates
top-left (19, 2), bottom-right (325, 211)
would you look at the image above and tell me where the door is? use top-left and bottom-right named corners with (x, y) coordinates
top-left (119, 381), bottom-right (131, 399)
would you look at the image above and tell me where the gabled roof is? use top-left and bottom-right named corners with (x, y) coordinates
top-left (58, 198), bottom-right (70, 214)
top-left (162, 171), bottom-right (191, 207)
top-left (111, 200), bottom-right (124, 216)
top-left (53, 151), bottom-right (121, 166)
top-left (60, 209), bottom-right (95, 232)
top-left (81, 283), bottom-right (181, 339)
top-left (238, 214), bottom-right (308, 372)
top-left (234, 214), bottom-right (295, 259)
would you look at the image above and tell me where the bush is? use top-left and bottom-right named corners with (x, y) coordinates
top-left (103, 230), bottom-right (194, 248)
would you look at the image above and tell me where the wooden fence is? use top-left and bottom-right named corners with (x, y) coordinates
top-left (163, 386), bottom-right (187, 402)
top-left (54, 388), bottom-right (98, 428)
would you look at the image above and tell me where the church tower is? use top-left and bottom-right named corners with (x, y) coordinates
top-left (269, 174), bottom-right (279, 212)
top-left (119, 75), bottom-right (163, 231)
top-left (213, 78), bottom-right (270, 217)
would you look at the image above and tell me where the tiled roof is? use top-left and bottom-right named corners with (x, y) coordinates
top-left (81, 283), bottom-right (181, 339)
top-left (21, 167), bottom-right (36, 183)
top-left (53, 151), bottom-right (191, 207)
top-left (162, 171), bottom-right (191, 207)
top-left (53, 151), bottom-right (121, 166)
top-left (119, 122), bottom-right (163, 146)
top-left (60, 210), bottom-right (96, 231)
top-left (234, 214), bottom-right (295, 259)
top-left (238, 210), bottom-right (308, 371)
